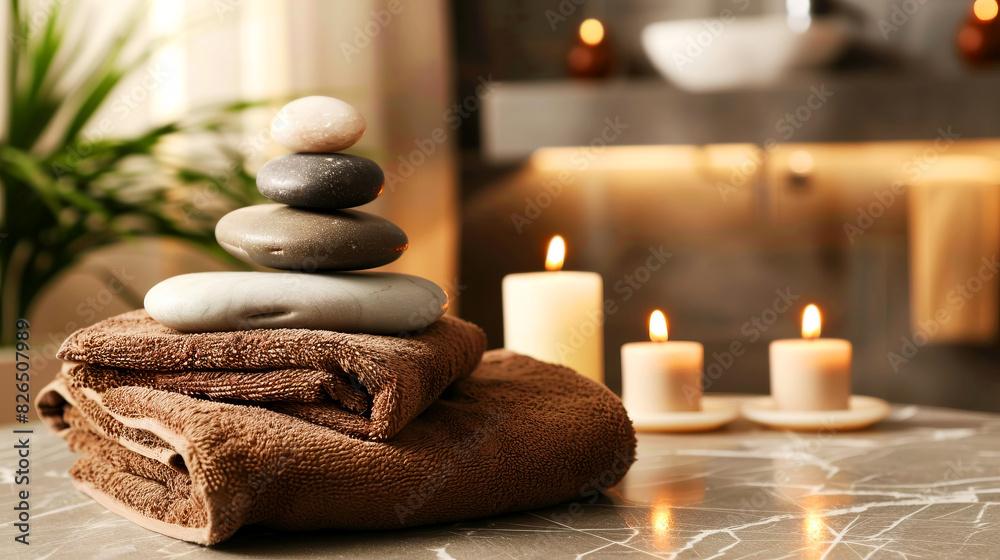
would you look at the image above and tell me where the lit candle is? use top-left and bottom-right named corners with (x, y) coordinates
top-left (502, 236), bottom-right (604, 383)
top-left (567, 18), bottom-right (614, 79)
top-left (769, 304), bottom-right (851, 411)
top-left (621, 310), bottom-right (703, 413)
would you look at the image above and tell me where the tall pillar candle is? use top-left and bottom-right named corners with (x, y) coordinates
top-left (769, 304), bottom-right (851, 411)
top-left (502, 236), bottom-right (605, 383)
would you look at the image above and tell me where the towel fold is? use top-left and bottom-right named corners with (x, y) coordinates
top-left (38, 349), bottom-right (637, 545)
top-left (56, 310), bottom-right (487, 441)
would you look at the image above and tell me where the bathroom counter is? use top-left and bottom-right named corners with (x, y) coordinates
top-left (4, 397), bottom-right (1000, 559)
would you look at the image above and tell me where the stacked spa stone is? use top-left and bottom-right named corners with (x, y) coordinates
top-left (144, 96), bottom-right (448, 334)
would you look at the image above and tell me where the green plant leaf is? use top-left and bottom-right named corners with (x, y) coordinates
top-left (1, 2), bottom-right (259, 344)
top-left (0, 145), bottom-right (62, 217)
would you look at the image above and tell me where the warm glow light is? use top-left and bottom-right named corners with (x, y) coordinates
top-left (545, 236), bottom-right (566, 271)
top-left (649, 310), bottom-right (669, 342)
top-left (651, 502), bottom-right (672, 550)
top-left (788, 149), bottom-right (814, 175)
top-left (975, 0), bottom-right (999, 21)
top-left (805, 513), bottom-right (825, 542)
top-left (530, 145), bottom-right (698, 171)
top-left (802, 304), bottom-right (821, 339)
top-left (801, 510), bottom-right (828, 560)
top-left (579, 18), bottom-right (605, 46)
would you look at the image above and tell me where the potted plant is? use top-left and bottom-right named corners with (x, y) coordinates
top-left (0, 1), bottom-right (262, 345)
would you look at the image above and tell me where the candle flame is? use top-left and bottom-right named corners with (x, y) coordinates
top-left (545, 235), bottom-right (566, 271)
top-left (802, 304), bottom-right (821, 339)
top-left (579, 18), bottom-right (605, 46)
top-left (649, 310), bottom-right (669, 342)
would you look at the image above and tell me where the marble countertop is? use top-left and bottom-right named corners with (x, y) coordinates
top-left (4, 397), bottom-right (1000, 559)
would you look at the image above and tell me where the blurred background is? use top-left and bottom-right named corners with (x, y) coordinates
top-left (3, 0), bottom-right (1000, 412)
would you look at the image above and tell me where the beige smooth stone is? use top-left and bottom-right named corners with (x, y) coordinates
top-left (769, 338), bottom-right (851, 411)
top-left (271, 96), bottom-right (366, 152)
top-left (144, 271), bottom-right (448, 334)
top-left (622, 341), bottom-right (703, 413)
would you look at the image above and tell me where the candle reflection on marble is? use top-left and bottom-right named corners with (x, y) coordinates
top-left (804, 512), bottom-right (825, 542)
top-left (622, 456), bottom-right (706, 552)
top-left (770, 457), bottom-right (856, 560)
top-left (651, 500), bottom-right (673, 551)
top-left (773, 460), bottom-right (856, 509)
top-left (803, 510), bottom-right (828, 560)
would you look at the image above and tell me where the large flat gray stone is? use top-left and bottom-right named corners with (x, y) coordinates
top-left (144, 271), bottom-right (448, 333)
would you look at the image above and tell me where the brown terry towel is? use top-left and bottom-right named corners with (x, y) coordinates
top-left (38, 350), bottom-right (637, 545)
top-left (56, 310), bottom-right (487, 441)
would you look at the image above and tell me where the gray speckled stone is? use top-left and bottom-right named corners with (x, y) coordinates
top-left (257, 153), bottom-right (384, 209)
top-left (215, 204), bottom-right (407, 270)
top-left (144, 271), bottom-right (448, 333)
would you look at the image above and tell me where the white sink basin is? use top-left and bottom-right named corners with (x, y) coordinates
top-left (641, 15), bottom-right (853, 92)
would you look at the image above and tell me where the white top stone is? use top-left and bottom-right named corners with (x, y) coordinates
top-left (144, 271), bottom-right (448, 334)
top-left (271, 96), bottom-right (366, 153)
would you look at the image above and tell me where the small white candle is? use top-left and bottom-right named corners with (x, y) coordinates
top-left (622, 310), bottom-right (703, 413)
top-left (502, 236), bottom-right (604, 383)
top-left (769, 304), bottom-right (852, 411)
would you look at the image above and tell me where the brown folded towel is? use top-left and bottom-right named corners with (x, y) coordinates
top-left (38, 349), bottom-right (636, 545)
top-left (56, 310), bottom-right (487, 441)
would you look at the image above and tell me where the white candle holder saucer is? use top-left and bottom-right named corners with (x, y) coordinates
top-left (630, 396), bottom-right (740, 433)
top-left (741, 395), bottom-right (890, 431)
